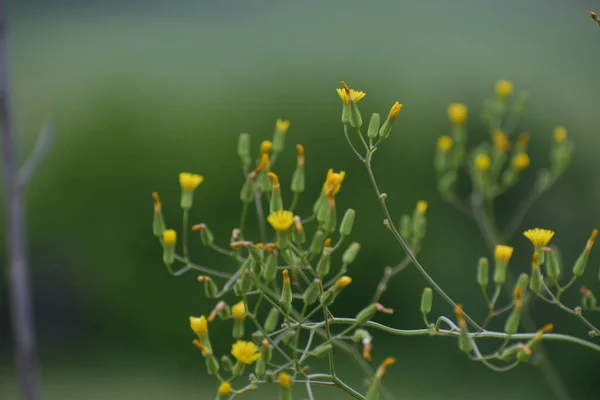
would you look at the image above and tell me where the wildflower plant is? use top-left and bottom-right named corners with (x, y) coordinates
top-left (150, 80), bottom-right (600, 400)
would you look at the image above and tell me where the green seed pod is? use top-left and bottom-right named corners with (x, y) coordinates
top-left (342, 242), bottom-right (360, 265)
top-left (573, 252), bottom-right (589, 278)
top-left (205, 354), bottom-right (220, 375)
top-left (323, 204), bottom-right (337, 233)
top-left (367, 113), bottom-right (381, 140)
top-left (198, 225), bottom-right (214, 247)
top-left (251, 330), bottom-right (265, 342)
top-left (356, 304), bottom-right (378, 325)
top-left (316, 247), bottom-right (333, 277)
top-left (240, 178), bottom-right (254, 204)
top-left (530, 266), bottom-right (542, 295)
top-left (420, 287), bottom-right (433, 315)
top-left (281, 270), bottom-right (293, 308)
top-left (237, 133), bottom-right (251, 168)
top-left (241, 270), bottom-right (254, 293)
top-left (309, 343), bottom-right (332, 358)
top-left (218, 304), bottom-right (231, 320)
top-left (352, 329), bottom-right (371, 343)
top-left (260, 342), bottom-right (273, 363)
top-left (400, 215), bottom-right (412, 240)
top-left (303, 279), bottom-right (321, 305)
top-left (499, 345), bottom-right (519, 362)
top-left (516, 348), bottom-right (531, 363)
top-left (220, 355), bottom-right (233, 371)
top-left (255, 357), bottom-right (266, 378)
top-left (458, 328), bottom-right (472, 354)
top-left (263, 252), bottom-right (278, 282)
top-left (546, 247), bottom-right (561, 279)
top-left (292, 227), bottom-right (305, 245)
top-left (340, 208), bottom-right (356, 237)
top-left (504, 308), bottom-right (521, 334)
top-left (319, 288), bottom-right (337, 307)
top-left (516, 273), bottom-right (529, 296)
top-left (282, 330), bottom-right (296, 346)
top-left (264, 307), bottom-right (280, 333)
top-left (310, 230), bottom-right (326, 255)
top-left (348, 99), bottom-right (363, 128)
top-left (477, 258), bottom-right (489, 287)
top-left (202, 277), bottom-right (218, 299)
top-left (493, 261), bottom-right (508, 285)
top-left (313, 193), bottom-right (327, 218)
top-left (233, 320), bottom-right (245, 339)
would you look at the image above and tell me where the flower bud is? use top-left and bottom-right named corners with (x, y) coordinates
top-left (573, 229), bottom-right (598, 277)
top-left (420, 287), bottom-right (433, 315)
top-left (581, 286), bottom-right (598, 310)
top-left (238, 132), bottom-right (251, 168)
top-left (268, 172), bottom-right (283, 213)
top-left (379, 102), bottom-right (402, 139)
top-left (340, 208), bottom-right (356, 237)
top-left (281, 269), bottom-right (293, 312)
top-left (272, 119), bottom-right (290, 153)
top-left (278, 372), bottom-right (293, 400)
top-left (400, 215), bottom-right (412, 240)
top-left (355, 304), bottom-right (378, 325)
top-left (282, 330), bottom-right (296, 346)
top-left (493, 245), bottom-right (514, 285)
top-left (152, 193), bottom-right (166, 237)
top-left (303, 279), bottom-right (321, 305)
top-left (260, 339), bottom-right (273, 363)
top-left (316, 247), bottom-right (333, 277)
top-left (474, 257), bottom-right (489, 287)
top-left (206, 354), bottom-right (219, 375)
top-left (310, 343), bottom-right (332, 357)
top-left (290, 144), bottom-right (305, 193)
top-left (220, 355), bottom-right (233, 371)
top-left (264, 307), bottom-right (280, 333)
top-left (310, 230), bottom-right (326, 255)
top-left (198, 276), bottom-right (218, 299)
top-left (255, 357), bottom-right (266, 378)
top-left (342, 242), bottom-right (360, 265)
top-left (504, 307), bottom-right (522, 335)
top-left (179, 172), bottom-right (204, 210)
top-left (546, 246), bottom-right (561, 279)
top-left (323, 203), bottom-right (337, 234)
top-left (162, 229), bottom-right (176, 266)
top-left (194, 223), bottom-right (214, 247)
top-left (263, 252), bottom-right (278, 283)
top-left (367, 113), bottom-right (381, 140)
top-left (241, 269), bottom-right (254, 293)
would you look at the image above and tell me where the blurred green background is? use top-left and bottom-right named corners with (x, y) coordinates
top-left (1, 0), bottom-right (600, 398)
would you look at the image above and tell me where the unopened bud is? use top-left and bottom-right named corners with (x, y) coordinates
top-left (310, 230), bottom-right (326, 255)
top-left (303, 279), bottom-right (321, 305)
top-left (198, 276), bottom-right (219, 298)
top-left (400, 215), bottom-right (412, 239)
top-left (237, 133), bottom-right (251, 168)
top-left (420, 287), bottom-right (433, 315)
top-left (367, 113), bottom-right (381, 140)
top-left (342, 242), bottom-right (361, 265)
top-left (340, 208), bottom-right (356, 237)
top-left (546, 246), bottom-right (562, 279)
top-left (262, 252), bottom-right (278, 283)
top-left (152, 192), bottom-right (166, 237)
top-left (477, 257), bottom-right (489, 287)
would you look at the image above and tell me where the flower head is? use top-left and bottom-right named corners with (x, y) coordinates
top-left (416, 200), bottom-right (428, 215)
top-left (267, 210), bottom-right (295, 232)
top-left (474, 154), bottom-right (491, 171)
top-left (495, 80), bottom-right (513, 98)
top-left (323, 169), bottom-right (346, 197)
top-left (494, 245), bottom-right (514, 263)
top-left (553, 126), bottom-right (567, 143)
top-left (388, 102), bottom-right (403, 122)
top-left (231, 300), bottom-right (247, 321)
top-left (189, 315), bottom-right (208, 337)
top-left (447, 103), bottom-right (468, 125)
top-left (436, 136), bottom-right (453, 152)
top-left (231, 340), bottom-right (261, 365)
top-left (336, 82), bottom-right (366, 106)
top-left (260, 140), bottom-right (273, 154)
top-left (492, 130), bottom-right (511, 152)
top-left (523, 228), bottom-right (555, 248)
top-left (218, 382), bottom-right (231, 397)
top-left (278, 372), bottom-right (292, 389)
top-left (179, 173), bottom-right (204, 191)
top-left (275, 119), bottom-right (290, 134)
top-left (163, 229), bottom-right (177, 246)
top-left (336, 276), bottom-right (352, 289)
top-left (512, 153), bottom-right (530, 171)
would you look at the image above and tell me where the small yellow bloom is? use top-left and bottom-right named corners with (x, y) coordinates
top-left (163, 229), bottom-right (177, 246)
top-left (336, 276), bottom-right (352, 289)
top-left (523, 228), bottom-right (555, 248)
top-left (512, 153), bottom-right (530, 171)
top-left (322, 168), bottom-right (346, 196)
top-left (189, 315), bottom-right (208, 337)
top-left (267, 210), bottom-right (295, 232)
top-left (336, 82), bottom-right (366, 106)
top-left (260, 140), bottom-right (273, 154)
top-left (447, 103), bottom-right (468, 125)
top-left (231, 301), bottom-right (247, 321)
top-left (436, 136), bottom-right (453, 152)
top-left (474, 154), bottom-right (491, 171)
top-left (278, 372), bottom-right (292, 389)
top-left (275, 119), bottom-right (290, 134)
top-left (495, 80), bottom-right (513, 98)
top-left (231, 340), bottom-right (261, 365)
top-left (416, 200), bottom-right (428, 215)
top-left (179, 172), bottom-right (204, 191)
top-left (492, 130), bottom-right (511, 152)
top-left (553, 126), bottom-right (567, 143)
top-left (375, 357), bottom-right (396, 380)
top-left (494, 245), bottom-right (514, 263)
top-left (218, 382), bottom-right (231, 397)
top-left (388, 101), bottom-right (403, 122)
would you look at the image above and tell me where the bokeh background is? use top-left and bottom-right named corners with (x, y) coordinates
top-left (1, 0), bottom-right (600, 398)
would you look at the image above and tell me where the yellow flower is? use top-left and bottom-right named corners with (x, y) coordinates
top-left (231, 300), bottom-right (247, 321)
top-left (495, 80), bottom-right (513, 98)
top-left (436, 136), bottom-right (453, 152)
top-left (492, 130), bottom-right (511, 152)
top-left (416, 200), bottom-right (428, 215)
top-left (179, 172), bottom-right (204, 191)
top-left (189, 315), bottom-right (208, 337)
top-left (512, 153), bottom-right (530, 171)
top-left (322, 168), bottom-right (346, 196)
top-left (163, 229), bottom-right (177, 246)
top-left (494, 245), bottom-right (514, 263)
top-left (553, 126), bottom-right (567, 143)
top-left (474, 154), bottom-right (491, 171)
top-left (231, 340), bottom-right (261, 365)
top-left (335, 276), bottom-right (352, 289)
top-left (375, 357), bottom-right (396, 380)
top-left (388, 101), bottom-right (403, 122)
top-left (278, 372), bottom-right (292, 389)
top-left (336, 82), bottom-right (366, 106)
top-left (260, 140), bottom-right (273, 154)
top-left (447, 103), bottom-right (468, 125)
top-left (267, 210), bottom-right (295, 232)
top-left (218, 382), bottom-right (231, 397)
top-left (523, 228), bottom-right (555, 248)
top-left (275, 119), bottom-right (290, 134)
